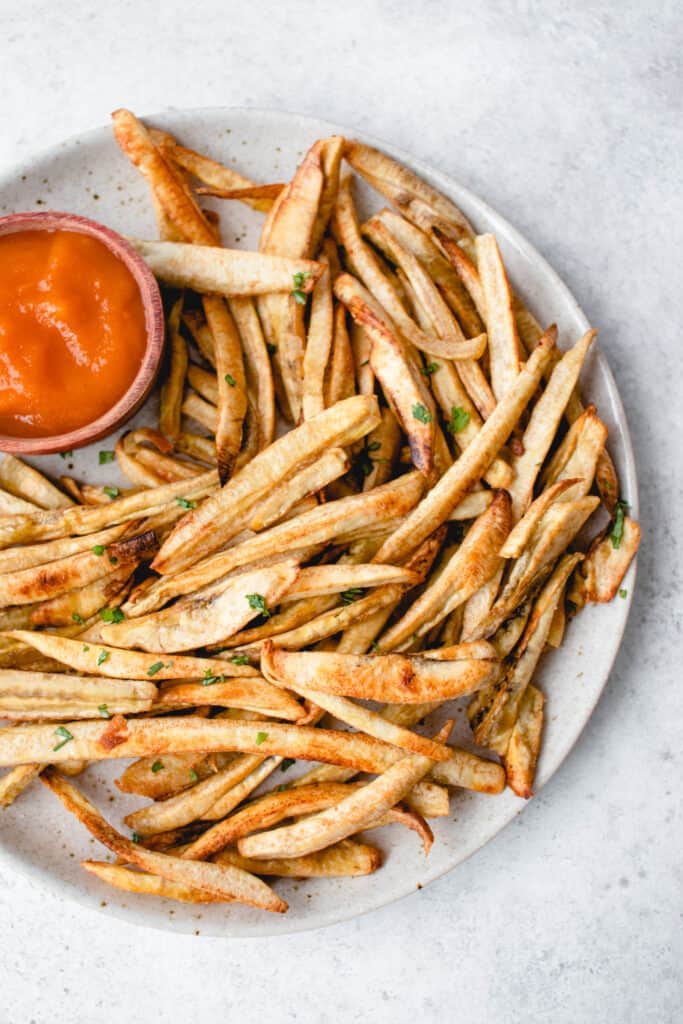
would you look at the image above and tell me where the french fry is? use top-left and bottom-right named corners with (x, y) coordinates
top-left (247, 448), bottom-right (347, 531)
top-left (378, 492), bottom-right (511, 649)
top-left (570, 516), bottom-right (640, 604)
top-left (0, 669), bottom-right (156, 719)
top-left (175, 432), bottom-right (217, 467)
top-left (280, 563), bottom-right (420, 602)
top-left (152, 394), bottom-right (380, 574)
top-left (187, 364), bottom-right (218, 405)
top-left (202, 294), bottom-right (247, 481)
top-left (82, 861), bottom-right (219, 903)
top-left (158, 296), bottom-right (187, 441)
top-left (156, 677), bottom-right (303, 719)
top-left (334, 274), bottom-right (434, 474)
top-left (156, 137), bottom-right (275, 213)
top-left (507, 330), bottom-right (595, 519)
top-left (541, 405), bottom-right (608, 501)
top-left (102, 560), bottom-right (300, 653)
top-left (504, 685), bottom-right (544, 798)
top-left (181, 389), bottom-right (217, 433)
top-left (0, 455), bottom-right (74, 510)
top-left (371, 329), bottom-right (557, 566)
top-left (0, 763), bottom-right (42, 806)
top-left (115, 747), bottom-right (228, 801)
top-left (324, 304), bottom-right (356, 407)
top-left (0, 718), bottom-right (402, 773)
top-left (29, 563), bottom-right (134, 628)
top-left (0, 531), bottom-right (156, 609)
top-left (475, 234), bottom-right (523, 401)
top-left (0, 488), bottom-right (39, 516)
top-left (261, 647), bottom-right (497, 704)
top-left (0, 523), bottom-right (129, 575)
top-left (42, 770), bottom-right (286, 911)
top-left (237, 720), bottom-right (453, 859)
top-left (228, 296), bottom-right (275, 449)
top-left (499, 479), bottom-right (580, 559)
top-left (196, 183), bottom-right (285, 202)
top-left (215, 840), bottom-right (381, 878)
top-left (344, 140), bottom-right (474, 241)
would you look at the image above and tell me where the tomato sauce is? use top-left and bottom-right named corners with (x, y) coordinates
top-left (0, 229), bottom-right (147, 437)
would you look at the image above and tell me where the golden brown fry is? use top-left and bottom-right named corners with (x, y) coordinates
top-left (102, 560), bottom-right (300, 653)
top-left (228, 296), bottom-right (275, 450)
top-left (324, 304), bottom-right (356, 407)
top-left (247, 448), bottom-right (347, 531)
top-left (82, 861), bottom-right (219, 903)
top-left (0, 455), bottom-right (74, 510)
top-left (158, 296), bottom-right (187, 441)
top-left (215, 840), bottom-right (382, 878)
top-left (42, 769), bottom-right (286, 911)
top-left (261, 647), bottom-right (497, 704)
top-left (29, 565), bottom-right (133, 628)
top-left (372, 329), bottom-right (557, 566)
top-left (475, 234), bottom-right (522, 401)
top-left (157, 138), bottom-right (274, 213)
top-left (0, 763), bottom-right (42, 806)
top-left (186, 364), bottom-right (217, 405)
top-left (153, 394), bottom-right (380, 574)
top-left (196, 183), bottom-right (285, 202)
top-left (202, 295), bottom-right (247, 482)
top-left (237, 720), bottom-right (453, 859)
top-left (571, 516), bottom-right (640, 604)
top-left (504, 685), bottom-right (544, 798)
top-left (156, 677), bottom-right (302, 719)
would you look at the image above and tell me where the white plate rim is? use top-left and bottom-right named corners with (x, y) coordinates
top-left (0, 106), bottom-right (639, 937)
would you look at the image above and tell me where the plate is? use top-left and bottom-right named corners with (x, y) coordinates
top-left (0, 108), bottom-right (638, 936)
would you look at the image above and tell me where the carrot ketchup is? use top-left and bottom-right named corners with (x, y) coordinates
top-left (0, 229), bottom-right (147, 437)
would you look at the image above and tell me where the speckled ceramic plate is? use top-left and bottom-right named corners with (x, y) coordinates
top-left (0, 108), bottom-right (638, 937)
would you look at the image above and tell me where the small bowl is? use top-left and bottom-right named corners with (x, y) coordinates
top-left (0, 211), bottom-right (164, 455)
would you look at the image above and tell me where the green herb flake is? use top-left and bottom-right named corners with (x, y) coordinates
top-left (151, 760), bottom-right (164, 774)
top-left (103, 486), bottom-right (120, 500)
top-left (292, 271), bottom-right (311, 289)
top-left (341, 587), bottom-right (363, 605)
top-left (224, 373), bottom-right (236, 387)
top-left (266, 342), bottom-right (277, 355)
top-left (367, 441), bottom-right (382, 452)
top-left (189, 768), bottom-right (199, 782)
top-left (146, 661), bottom-right (164, 676)
top-left (610, 499), bottom-right (628, 550)
top-left (411, 402), bottom-right (432, 424)
top-left (277, 784), bottom-right (290, 792)
top-left (246, 593), bottom-right (270, 618)
top-left (99, 607), bottom-right (124, 624)
top-left (280, 758), bottom-right (295, 773)
top-left (255, 731), bottom-right (269, 745)
top-left (619, 588), bottom-right (628, 599)
top-left (92, 545), bottom-right (105, 557)
top-left (201, 670), bottom-right (225, 687)
top-left (108, 555), bottom-right (118, 566)
top-left (98, 704), bottom-right (110, 719)
top-left (369, 640), bottom-right (380, 653)
top-left (71, 613), bottom-right (84, 625)
top-left (98, 450), bottom-right (115, 464)
top-left (82, 645), bottom-right (90, 652)
top-left (53, 726), bottom-right (74, 752)
top-left (291, 289), bottom-right (307, 305)
top-left (96, 650), bottom-right (109, 667)
top-left (230, 654), bottom-right (250, 666)
top-left (131, 832), bottom-right (142, 844)
top-left (176, 497), bottom-right (197, 511)
top-left (59, 450), bottom-right (73, 460)
top-left (421, 362), bottom-right (440, 377)
top-left (447, 406), bottom-right (471, 434)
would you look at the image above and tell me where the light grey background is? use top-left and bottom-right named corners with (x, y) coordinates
top-left (1, 2), bottom-right (681, 1022)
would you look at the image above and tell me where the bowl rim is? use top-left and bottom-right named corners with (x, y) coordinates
top-left (0, 209), bottom-right (164, 455)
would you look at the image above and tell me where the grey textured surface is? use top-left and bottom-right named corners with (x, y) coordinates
top-left (0, 2), bottom-right (681, 1021)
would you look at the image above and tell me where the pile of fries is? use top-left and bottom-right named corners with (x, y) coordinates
top-left (0, 110), bottom-right (640, 915)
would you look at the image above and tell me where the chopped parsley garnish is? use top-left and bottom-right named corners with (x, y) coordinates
top-left (82, 645), bottom-right (90, 652)
top-left (230, 654), bottom-right (250, 666)
top-left (280, 758), bottom-right (295, 773)
top-left (96, 650), bottom-right (109, 667)
top-left (103, 486), bottom-right (120, 500)
top-left (92, 545), bottom-right (105, 556)
top-left (367, 441), bottom-right (382, 452)
top-left (292, 271), bottom-right (311, 289)
top-left (619, 588), bottom-right (628, 599)
top-left (201, 670), bottom-right (225, 686)
top-left (420, 361), bottom-right (440, 377)
top-left (53, 726), bottom-right (74, 752)
top-left (59, 451), bottom-right (73, 460)
top-left (98, 704), bottom-right (110, 719)
top-left (610, 499), bottom-right (628, 549)
top-left (266, 342), bottom-right (277, 355)
top-left (131, 832), bottom-right (141, 844)
top-left (224, 373), bottom-right (236, 387)
top-left (247, 593), bottom-right (270, 618)
top-left (369, 640), bottom-right (380, 653)
top-left (146, 661), bottom-right (164, 676)
top-left (151, 761), bottom-right (164, 773)
top-left (98, 450), bottom-right (115, 464)
top-left (71, 613), bottom-right (84, 625)
top-left (341, 587), bottom-right (363, 605)
top-left (411, 402), bottom-right (432, 423)
top-left (255, 731), bottom-right (269, 745)
top-left (447, 406), bottom-right (471, 434)
top-left (189, 768), bottom-right (199, 782)
top-left (99, 607), bottom-right (124, 623)
top-left (277, 784), bottom-right (290, 792)
top-left (176, 497), bottom-right (196, 511)
top-left (291, 289), bottom-right (307, 305)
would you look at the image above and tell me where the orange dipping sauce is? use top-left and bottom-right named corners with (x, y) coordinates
top-left (0, 229), bottom-right (147, 438)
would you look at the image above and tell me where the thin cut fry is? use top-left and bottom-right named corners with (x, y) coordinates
top-left (215, 840), bottom-right (381, 878)
top-left (158, 296), bottom-right (187, 441)
top-left (82, 861), bottom-right (219, 903)
top-left (0, 455), bottom-right (74, 510)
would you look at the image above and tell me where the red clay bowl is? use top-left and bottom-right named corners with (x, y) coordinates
top-left (0, 211), bottom-right (164, 455)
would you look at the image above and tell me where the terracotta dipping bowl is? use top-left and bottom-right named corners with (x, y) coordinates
top-left (0, 211), bottom-right (164, 455)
